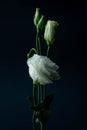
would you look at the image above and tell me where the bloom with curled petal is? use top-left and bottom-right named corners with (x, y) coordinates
top-left (27, 54), bottom-right (60, 85)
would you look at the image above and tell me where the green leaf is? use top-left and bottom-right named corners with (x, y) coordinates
top-left (44, 93), bottom-right (55, 109)
top-left (31, 93), bottom-right (55, 111)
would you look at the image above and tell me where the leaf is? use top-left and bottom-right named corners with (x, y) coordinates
top-left (44, 93), bottom-right (55, 109)
top-left (31, 93), bottom-right (55, 111)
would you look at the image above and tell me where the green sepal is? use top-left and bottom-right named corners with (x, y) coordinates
top-left (33, 80), bottom-right (39, 86)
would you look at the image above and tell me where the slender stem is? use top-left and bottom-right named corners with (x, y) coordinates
top-left (36, 30), bottom-right (41, 55)
top-left (47, 46), bottom-right (50, 57)
top-left (36, 32), bottom-right (39, 54)
top-left (33, 112), bottom-right (36, 130)
top-left (40, 85), bottom-right (43, 102)
top-left (33, 85), bottom-right (36, 130)
top-left (27, 48), bottom-right (37, 59)
top-left (40, 86), bottom-right (44, 130)
top-left (38, 85), bottom-right (40, 104)
top-left (33, 85), bottom-right (36, 106)
top-left (38, 36), bottom-right (41, 55)
top-left (43, 85), bottom-right (46, 100)
top-left (41, 122), bottom-right (44, 130)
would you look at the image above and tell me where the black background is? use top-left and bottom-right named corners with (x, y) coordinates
top-left (0, 0), bottom-right (87, 130)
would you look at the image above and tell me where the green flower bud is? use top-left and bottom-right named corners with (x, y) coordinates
top-left (37, 15), bottom-right (45, 31)
top-left (44, 20), bottom-right (59, 46)
top-left (34, 8), bottom-right (41, 27)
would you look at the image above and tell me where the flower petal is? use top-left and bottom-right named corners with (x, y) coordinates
top-left (27, 54), bottom-right (60, 85)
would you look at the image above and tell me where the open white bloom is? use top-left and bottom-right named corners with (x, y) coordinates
top-left (27, 54), bottom-right (60, 85)
top-left (44, 20), bottom-right (59, 46)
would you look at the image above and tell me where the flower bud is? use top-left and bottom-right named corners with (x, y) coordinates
top-left (34, 8), bottom-right (41, 27)
top-left (37, 15), bottom-right (45, 31)
top-left (44, 20), bottom-right (59, 46)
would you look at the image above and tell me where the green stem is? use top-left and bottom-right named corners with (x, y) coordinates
top-left (43, 85), bottom-right (46, 100)
top-left (36, 30), bottom-right (41, 55)
top-left (38, 85), bottom-right (40, 104)
top-left (40, 85), bottom-right (43, 102)
top-left (38, 36), bottom-right (41, 55)
top-left (41, 122), bottom-right (44, 130)
top-left (33, 85), bottom-right (36, 130)
top-left (36, 32), bottom-right (39, 54)
top-left (33, 112), bottom-right (36, 130)
top-left (33, 85), bottom-right (35, 106)
top-left (46, 46), bottom-right (50, 57)
top-left (40, 86), bottom-right (44, 130)
top-left (27, 48), bottom-right (37, 59)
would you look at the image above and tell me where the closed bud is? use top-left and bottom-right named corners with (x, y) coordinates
top-left (34, 8), bottom-right (41, 27)
top-left (44, 20), bottom-right (59, 46)
top-left (37, 15), bottom-right (45, 31)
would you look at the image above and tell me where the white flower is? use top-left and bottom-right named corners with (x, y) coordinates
top-left (44, 20), bottom-right (59, 46)
top-left (27, 54), bottom-right (60, 85)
